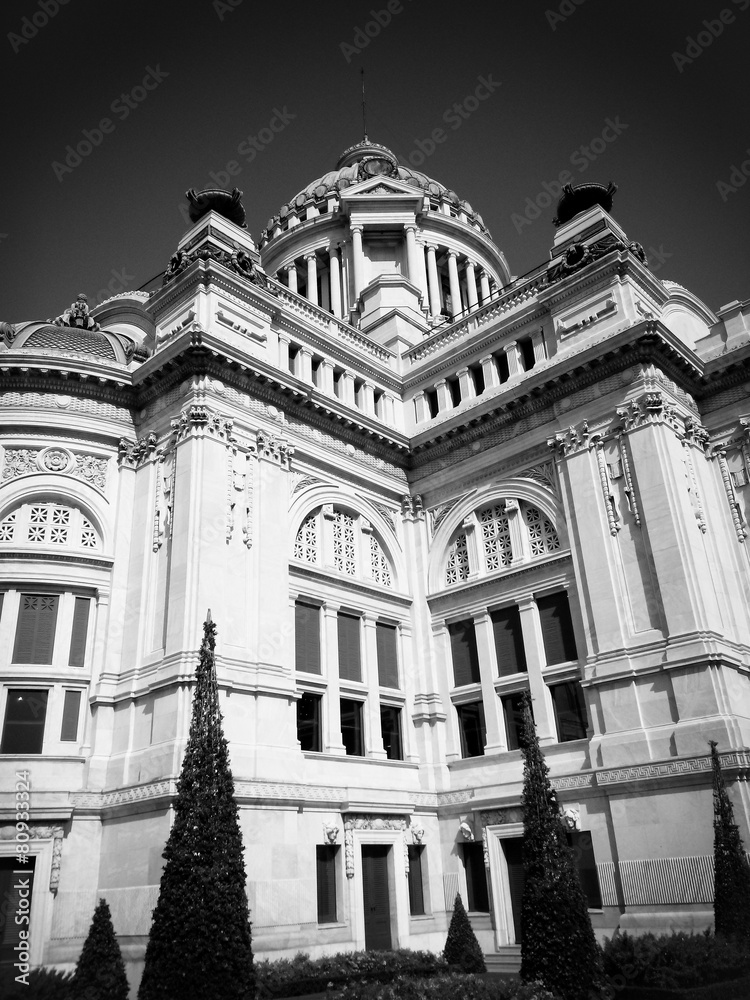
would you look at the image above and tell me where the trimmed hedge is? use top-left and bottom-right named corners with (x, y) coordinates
top-left (602, 930), bottom-right (750, 991)
top-left (332, 973), bottom-right (560, 1000)
top-left (255, 949), bottom-right (447, 997)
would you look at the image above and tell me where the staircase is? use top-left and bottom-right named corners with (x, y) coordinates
top-left (485, 946), bottom-right (522, 976)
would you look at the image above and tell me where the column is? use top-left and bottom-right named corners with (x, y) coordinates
top-left (351, 225), bottom-right (365, 300)
top-left (297, 347), bottom-right (313, 383)
top-left (457, 366), bottom-right (475, 402)
top-left (447, 250), bottom-right (461, 318)
top-left (329, 249), bottom-right (342, 318)
top-left (474, 612), bottom-right (505, 753)
top-left (382, 393), bottom-right (396, 427)
top-left (425, 245), bottom-right (441, 318)
top-left (278, 334), bottom-right (291, 372)
top-left (413, 391), bottom-right (430, 424)
top-left (465, 260), bottom-right (479, 310)
top-left (340, 371), bottom-right (356, 406)
top-left (320, 270), bottom-right (330, 312)
top-left (531, 329), bottom-right (546, 365)
top-left (285, 262), bottom-right (298, 294)
top-left (364, 615), bottom-right (387, 759)
top-left (479, 270), bottom-right (491, 304)
top-left (504, 341), bottom-right (522, 377)
top-left (480, 354), bottom-right (500, 389)
top-left (517, 596), bottom-right (556, 744)
top-left (361, 382), bottom-right (376, 416)
top-left (319, 359), bottom-right (334, 395)
top-left (435, 379), bottom-right (452, 413)
top-left (405, 225), bottom-right (427, 299)
top-left (305, 253), bottom-right (318, 306)
top-left (323, 605), bottom-right (346, 754)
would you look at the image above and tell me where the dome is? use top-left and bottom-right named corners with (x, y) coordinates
top-left (19, 325), bottom-right (118, 360)
top-left (263, 139), bottom-right (488, 242)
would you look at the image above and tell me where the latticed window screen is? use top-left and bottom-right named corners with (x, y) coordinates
top-left (294, 513), bottom-right (318, 564)
top-left (479, 504), bottom-right (513, 570)
top-left (332, 511), bottom-right (357, 576)
top-left (0, 503), bottom-right (98, 550)
top-left (522, 503), bottom-right (560, 555)
top-left (446, 532), bottom-right (470, 585)
top-left (370, 535), bottom-right (392, 587)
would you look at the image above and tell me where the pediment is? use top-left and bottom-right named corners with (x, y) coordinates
top-left (340, 175), bottom-right (424, 199)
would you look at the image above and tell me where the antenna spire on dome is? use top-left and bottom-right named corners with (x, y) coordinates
top-left (361, 67), bottom-right (368, 142)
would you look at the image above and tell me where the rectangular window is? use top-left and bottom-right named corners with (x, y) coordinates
top-left (1, 689), bottom-right (48, 754)
top-left (297, 692), bottom-right (322, 752)
top-left (340, 698), bottom-right (364, 756)
top-left (316, 845), bottom-right (338, 922)
top-left (337, 612), bottom-right (362, 682)
top-left (551, 681), bottom-right (588, 742)
top-left (502, 692), bottom-right (529, 751)
top-left (463, 842), bottom-right (489, 912)
top-left (407, 845), bottom-right (426, 915)
top-left (456, 702), bottom-right (486, 758)
top-left (537, 591), bottom-right (577, 665)
top-left (295, 601), bottom-right (321, 674)
top-left (491, 606), bottom-right (527, 676)
top-left (68, 597), bottom-right (91, 667)
top-left (0, 856), bottom-right (36, 965)
top-left (380, 705), bottom-right (403, 760)
top-left (448, 619), bottom-right (480, 687)
top-left (567, 831), bottom-right (602, 909)
top-left (13, 594), bottom-right (59, 664)
top-left (376, 622), bottom-right (399, 688)
top-left (60, 690), bottom-right (82, 742)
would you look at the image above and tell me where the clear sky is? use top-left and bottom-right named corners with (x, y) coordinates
top-left (1, 0), bottom-right (748, 322)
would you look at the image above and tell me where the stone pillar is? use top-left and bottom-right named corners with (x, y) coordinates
top-left (480, 354), bottom-right (500, 389)
top-left (351, 225), bottom-right (365, 299)
top-left (285, 262), bottom-right (298, 294)
top-left (297, 347), bottom-right (313, 383)
top-left (447, 250), bottom-right (461, 318)
top-left (319, 359), bottom-right (335, 395)
top-left (435, 378), bottom-right (452, 412)
top-left (278, 334), bottom-right (291, 372)
top-left (531, 329), bottom-right (546, 365)
top-left (474, 612), bottom-right (504, 752)
top-left (457, 366), bottom-right (475, 402)
top-left (320, 270), bottom-right (330, 312)
top-left (479, 270), bottom-right (491, 304)
top-left (361, 382), bottom-right (376, 416)
top-left (517, 595), bottom-right (556, 744)
top-left (425, 244), bottom-right (441, 318)
top-left (364, 615), bottom-right (387, 758)
top-left (323, 605), bottom-right (346, 754)
top-left (329, 249), bottom-right (342, 318)
top-left (405, 225), bottom-right (427, 300)
top-left (382, 393), bottom-right (396, 427)
top-left (413, 391), bottom-right (430, 423)
top-left (341, 371), bottom-right (356, 406)
top-left (305, 253), bottom-right (318, 306)
top-left (465, 260), bottom-right (479, 309)
top-left (504, 341), bottom-right (522, 377)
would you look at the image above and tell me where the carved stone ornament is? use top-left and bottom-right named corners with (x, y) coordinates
top-left (171, 405), bottom-right (235, 444)
top-left (162, 238), bottom-right (276, 294)
top-left (41, 448), bottom-right (71, 473)
top-left (323, 823), bottom-right (340, 844)
top-left (411, 822), bottom-right (425, 844)
top-left (459, 820), bottom-right (475, 841)
top-left (343, 814), bottom-right (409, 879)
top-left (560, 806), bottom-right (581, 831)
top-left (72, 454), bottom-right (108, 490)
top-left (548, 232), bottom-right (647, 283)
top-left (0, 824), bottom-right (64, 893)
top-left (118, 433), bottom-right (158, 468)
top-left (616, 392), bottom-right (680, 433)
top-left (256, 429), bottom-right (293, 467)
top-left (2, 449), bottom-right (40, 480)
top-left (548, 420), bottom-right (590, 458)
top-left (401, 494), bottom-right (425, 521)
top-left (51, 293), bottom-right (100, 331)
top-left (715, 450), bottom-right (747, 543)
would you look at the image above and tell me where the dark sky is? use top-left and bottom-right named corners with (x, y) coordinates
top-left (1, 0), bottom-right (748, 322)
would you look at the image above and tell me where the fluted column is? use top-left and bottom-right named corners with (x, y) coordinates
top-left (425, 244), bottom-right (441, 318)
top-left (531, 329), bottom-right (546, 365)
top-left (405, 224), bottom-right (427, 300)
top-left (413, 391), bottom-right (430, 423)
top-left (351, 225), bottom-right (365, 299)
top-left (447, 250), bottom-right (461, 317)
top-left (435, 378), bottom-right (452, 412)
top-left (479, 270), bottom-right (491, 304)
top-left (285, 263), bottom-right (298, 294)
top-left (465, 260), bottom-right (479, 309)
top-left (329, 248), bottom-right (342, 318)
top-left (278, 334), bottom-right (291, 372)
top-left (504, 341), bottom-right (522, 377)
top-left (305, 253), bottom-right (318, 306)
top-left (457, 366), bottom-right (475, 402)
top-left (480, 354), bottom-right (500, 389)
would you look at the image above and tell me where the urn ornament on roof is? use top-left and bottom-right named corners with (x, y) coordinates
top-left (553, 181), bottom-right (618, 226)
top-left (185, 187), bottom-right (247, 228)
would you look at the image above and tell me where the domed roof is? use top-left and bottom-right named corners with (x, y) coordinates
top-left (264, 138), bottom-right (489, 238)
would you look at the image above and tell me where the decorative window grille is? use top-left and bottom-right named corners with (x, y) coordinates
top-left (0, 503), bottom-right (98, 550)
top-left (294, 513), bottom-right (319, 564)
top-left (333, 510), bottom-right (357, 576)
top-left (446, 532), bottom-right (470, 585)
top-left (479, 504), bottom-right (513, 570)
top-left (370, 534), bottom-right (392, 587)
top-left (522, 503), bottom-right (560, 556)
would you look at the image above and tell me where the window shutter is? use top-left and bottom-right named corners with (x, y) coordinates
top-left (295, 602), bottom-right (321, 674)
top-left (376, 622), bottom-right (399, 688)
top-left (60, 690), bottom-right (82, 742)
top-left (407, 845), bottom-right (425, 915)
top-left (337, 613), bottom-right (361, 681)
top-left (537, 592), bottom-right (577, 665)
top-left (316, 845), bottom-right (338, 922)
top-left (448, 619), bottom-right (480, 686)
top-left (491, 606), bottom-right (527, 675)
top-left (13, 594), bottom-right (59, 664)
top-left (68, 597), bottom-right (90, 667)
top-left (551, 681), bottom-right (588, 741)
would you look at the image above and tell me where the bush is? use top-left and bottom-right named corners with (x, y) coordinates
top-left (71, 897), bottom-right (129, 999)
top-left (332, 973), bottom-right (560, 1000)
top-left (602, 930), bottom-right (750, 990)
top-left (444, 893), bottom-right (486, 973)
top-left (0, 967), bottom-right (74, 999)
top-left (255, 948), bottom-right (446, 997)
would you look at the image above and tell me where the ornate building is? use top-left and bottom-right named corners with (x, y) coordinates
top-left (1, 139), bottom-right (750, 986)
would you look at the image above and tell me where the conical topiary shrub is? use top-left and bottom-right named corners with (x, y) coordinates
top-left (710, 739), bottom-right (750, 939)
top-left (443, 892), bottom-right (486, 973)
top-left (71, 897), bottom-right (129, 999)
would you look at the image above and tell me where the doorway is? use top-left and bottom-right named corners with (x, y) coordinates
top-left (501, 837), bottom-right (525, 944)
top-left (361, 845), bottom-right (392, 950)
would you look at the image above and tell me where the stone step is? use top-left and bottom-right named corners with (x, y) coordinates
top-left (485, 946), bottom-right (522, 976)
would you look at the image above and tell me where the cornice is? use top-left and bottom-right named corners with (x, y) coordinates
top-left (0, 550), bottom-right (114, 568)
top-left (0, 366), bottom-right (135, 410)
top-left (427, 552), bottom-right (572, 612)
top-left (289, 562), bottom-right (413, 607)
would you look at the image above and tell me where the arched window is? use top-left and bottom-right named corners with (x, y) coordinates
top-left (478, 503), bottom-right (513, 570)
top-left (446, 533), bottom-right (470, 585)
top-left (294, 513), bottom-right (318, 565)
top-left (522, 503), bottom-right (560, 556)
top-left (292, 505), bottom-right (394, 588)
top-left (0, 501), bottom-right (100, 551)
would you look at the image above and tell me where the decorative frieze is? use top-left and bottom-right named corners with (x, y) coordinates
top-left (616, 392), bottom-right (680, 433)
top-left (2, 446), bottom-right (108, 490)
top-left (343, 814), bottom-right (409, 879)
top-left (0, 824), bottom-right (64, 893)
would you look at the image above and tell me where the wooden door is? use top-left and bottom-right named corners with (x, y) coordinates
top-left (362, 845), bottom-right (392, 950)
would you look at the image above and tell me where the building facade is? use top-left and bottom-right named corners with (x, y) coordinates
top-left (1, 139), bottom-right (750, 986)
